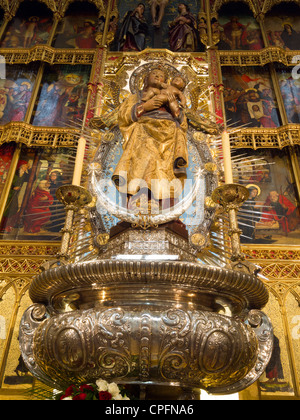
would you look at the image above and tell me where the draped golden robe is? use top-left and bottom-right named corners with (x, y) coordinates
top-left (112, 92), bottom-right (189, 200)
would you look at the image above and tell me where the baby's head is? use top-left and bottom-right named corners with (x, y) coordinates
top-left (171, 76), bottom-right (186, 91)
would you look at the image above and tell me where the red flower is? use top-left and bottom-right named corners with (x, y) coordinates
top-left (60, 385), bottom-right (77, 399)
top-left (79, 384), bottom-right (94, 393)
top-left (73, 393), bottom-right (87, 400)
top-left (99, 391), bottom-right (112, 400)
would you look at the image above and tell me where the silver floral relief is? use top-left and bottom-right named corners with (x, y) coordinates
top-left (19, 304), bottom-right (60, 389)
top-left (158, 309), bottom-right (258, 389)
top-left (31, 308), bottom-right (132, 387)
top-left (139, 312), bottom-right (152, 380)
top-left (19, 250), bottom-right (274, 392)
top-left (206, 310), bottom-right (274, 394)
top-left (20, 301), bottom-right (273, 391)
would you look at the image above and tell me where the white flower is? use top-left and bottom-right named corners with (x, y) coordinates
top-left (61, 396), bottom-right (73, 400)
top-left (96, 379), bottom-right (108, 392)
top-left (112, 393), bottom-right (123, 400)
top-left (122, 395), bottom-right (130, 400)
top-left (108, 382), bottom-right (120, 397)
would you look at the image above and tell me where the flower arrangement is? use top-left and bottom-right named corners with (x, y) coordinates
top-left (55, 379), bottom-right (130, 401)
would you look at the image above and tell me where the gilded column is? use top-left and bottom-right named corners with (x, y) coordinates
top-left (207, 48), bottom-right (225, 125)
top-left (47, 11), bottom-right (64, 47)
top-left (58, 0), bottom-right (115, 261)
top-left (24, 63), bottom-right (45, 124)
top-left (69, 0), bottom-right (116, 184)
top-left (289, 147), bottom-right (300, 197)
top-left (0, 143), bottom-right (22, 224)
top-left (0, 0), bottom-right (21, 45)
top-left (0, 13), bottom-right (12, 44)
top-left (256, 12), bottom-right (269, 48)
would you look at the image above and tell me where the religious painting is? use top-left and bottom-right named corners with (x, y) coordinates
top-left (0, 146), bottom-right (75, 240)
top-left (235, 148), bottom-right (300, 245)
top-left (52, 1), bottom-right (98, 49)
top-left (32, 65), bottom-right (90, 127)
top-left (111, 0), bottom-right (203, 52)
top-left (276, 65), bottom-right (300, 124)
top-left (215, 2), bottom-right (264, 50)
top-left (1, 0), bottom-right (53, 48)
top-left (265, 3), bottom-right (300, 50)
top-left (0, 64), bottom-right (38, 125)
top-left (222, 66), bottom-right (281, 128)
top-left (259, 292), bottom-right (295, 396)
top-left (0, 143), bottom-right (15, 196)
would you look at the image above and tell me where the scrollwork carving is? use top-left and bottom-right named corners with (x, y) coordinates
top-left (158, 310), bottom-right (258, 389)
top-left (21, 308), bottom-right (132, 387)
top-left (98, 351), bottom-right (130, 379)
top-left (19, 303), bottom-right (273, 391)
top-left (19, 304), bottom-right (56, 389)
top-left (31, 304), bottom-right (48, 322)
top-left (140, 312), bottom-right (152, 379)
top-left (207, 310), bottom-right (273, 394)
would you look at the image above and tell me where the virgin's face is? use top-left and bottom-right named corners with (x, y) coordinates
top-left (284, 25), bottom-right (292, 34)
top-left (250, 189), bottom-right (258, 198)
top-left (178, 4), bottom-right (187, 13)
top-left (148, 69), bottom-right (166, 88)
top-left (137, 4), bottom-right (145, 14)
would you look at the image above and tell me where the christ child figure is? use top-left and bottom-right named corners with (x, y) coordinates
top-left (141, 75), bottom-right (187, 118)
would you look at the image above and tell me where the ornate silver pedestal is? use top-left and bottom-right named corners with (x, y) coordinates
top-left (18, 59), bottom-right (274, 398)
top-left (19, 226), bottom-right (273, 395)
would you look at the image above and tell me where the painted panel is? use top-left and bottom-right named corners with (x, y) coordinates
top-left (32, 65), bottom-right (90, 127)
top-left (0, 143), bottom-right (15, 196)
top-left (236, 148), bottom-right (300, 246)
top-left (0, 146), bottom-right (75, 240)
top-left (216, 2), bottom-right (264, 50)
top-left (265, 3), bottom-right (300, 50)
top-left (1, 1), bottom-right (53, 48)
top-left (276, 65), bottom-right (300, 124)
top-left (0, 64), bottom-right (38, 125)
top-left (52, 1), bottom-right (98, 49)
top-left (111, 0), bottom-right (203, 52)
top-left (222, 66), bottom-right (281, 128)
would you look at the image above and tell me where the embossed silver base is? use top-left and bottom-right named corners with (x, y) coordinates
top-left (19, 257), bottom-right (273, 395)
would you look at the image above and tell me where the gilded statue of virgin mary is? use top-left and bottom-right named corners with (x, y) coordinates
top-left (112, 65), bottom-right (189, 207)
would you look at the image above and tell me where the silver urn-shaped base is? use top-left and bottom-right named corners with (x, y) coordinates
top-left (19, 228), bottom-right (273, 395)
